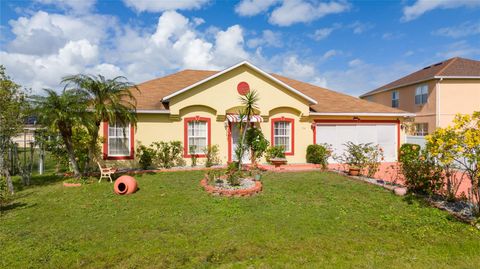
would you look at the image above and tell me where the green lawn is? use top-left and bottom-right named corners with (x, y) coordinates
top-left (1, 171), bottom-right (479, 268)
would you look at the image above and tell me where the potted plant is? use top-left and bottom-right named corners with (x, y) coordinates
top-left (266, 145), bottom-right (287, 167)
top-left (337, 142), bottom-right (372, 176)
top-left (348, 165), bottom-right (361, 176)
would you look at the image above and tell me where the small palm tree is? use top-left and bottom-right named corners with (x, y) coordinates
top-left (62, 74), bottom-right (138, 174)
top-left (237, 90), bottom-right (259, 169)
top-left (31, 89), bottom-right (88, 177)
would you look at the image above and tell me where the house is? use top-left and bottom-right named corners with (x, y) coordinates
top-left (101, 61), bottom-right (414, 166)
top-left (360, 57), bottom-right (480, 136)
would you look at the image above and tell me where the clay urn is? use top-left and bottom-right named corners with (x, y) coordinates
top-left (114, 175), bottom-right (138, 195)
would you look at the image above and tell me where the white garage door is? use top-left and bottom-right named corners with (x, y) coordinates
top-left (315, 123), bottom-right (398, 162)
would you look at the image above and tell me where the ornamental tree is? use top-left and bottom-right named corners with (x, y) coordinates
top-left (0, 66), bottom-right (28, 194)
top-left (426, 112), bottom-right (480, 214)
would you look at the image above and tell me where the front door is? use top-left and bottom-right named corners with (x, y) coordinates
top-left (231, 123), bottom-right (251, 164)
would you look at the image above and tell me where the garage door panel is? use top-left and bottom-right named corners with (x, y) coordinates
top-left (316, 123), bottom-right (397, 163)
top-left (376, 125), bottom-right (397, 162)
top-left (357, 125), bottom-right (377, 145)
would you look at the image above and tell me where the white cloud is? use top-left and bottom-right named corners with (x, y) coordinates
top-left (269, 0), bottom-right (351, 26)
top-left (85, 63), bottom-right (125, 78)
top-left (321, 49), bottom-right (339, 60)
top-left (320, 59), bottom-right (418, 96)
top-left (402, 0), bottom-right (480, 22)
top-left (235, 0), bottom-right (279, 16)
top-left (382, 32), bottom-right (404, 40)
top-left (1, 39), bottom-right (100, 91)
top-left (7, 11), bottom-right (117, 55)
top-left (311, 26), bottom-right (338, 40)
top-left (236, 0), bottom-right (351, 26)
top-left (123, 0), bottom-right (210, 13)
top-left (213, 25), bottom-right (249, 67)
top-left (34, 0), bottom-right (97, 13)
top-left (433, 21), bottom-right (480, 38)
top-left (436, 40), bottom-right (480, 58)
top-left (247, 30), bottom-right (282, 48)
top-left (348, 21), bottom-right (373, 34)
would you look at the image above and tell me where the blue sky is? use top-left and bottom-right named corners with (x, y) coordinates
top-left (1, 0), bottom-right (479, 96)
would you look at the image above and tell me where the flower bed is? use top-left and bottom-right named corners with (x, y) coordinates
top-left (200, 176), bottom-right (262, 197)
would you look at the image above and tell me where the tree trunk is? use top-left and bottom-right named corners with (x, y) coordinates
top-left (83, 122), bottom-right (100, 176)
top-left (0, 153), bottom-right (14, 195)
top-left (60, 130), bottom-right (81, 178)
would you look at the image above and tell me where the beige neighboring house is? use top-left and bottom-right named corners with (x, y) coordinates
top-left (360, 57), bottom-right (480, 136)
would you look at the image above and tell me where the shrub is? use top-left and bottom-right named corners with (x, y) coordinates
top-left (136, 145), bottom-right (156, 170)
top-left (306, 144), bottom-right (332, 169)
top-left (399, 148), bottom-right (443, 195)
top-left (189, 145), bottom-right (198, 167)
top-left (245, 127), bottom-right (269, 164)
top-left (399, 143), bottom-right (421, 163)
top-left (226, 161), bottom-right (241, 185)
top-left (136, 141), bottom-right (186, 169)
top-left (169, 141), bottom-right (185, 167)
top-left (265, 146), bottom-right (286, 163)
top-left (152, 142), bottom-right (173, 168)
top-left (205, 168), bottom-right (223, 184)
top-left (0, 177), bottom-right (13, 211)
top-left (425, 113), bottom-right (480, 208)
top-left (337, 142), bottom-right (384, 177)
top-left (204, 144), bottom-right (221, 168)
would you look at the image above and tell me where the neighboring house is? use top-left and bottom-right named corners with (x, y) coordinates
top-left (102, 61), bottom-right (413, 166)
top-left (12, 116), bottom-right (40, 147)
top-left (360, 57), bottom-right (480, 136)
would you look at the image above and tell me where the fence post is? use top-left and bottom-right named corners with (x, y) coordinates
top-left (39, 144), bottom-right (44, 175)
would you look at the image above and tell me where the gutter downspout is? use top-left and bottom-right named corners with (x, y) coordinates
top-left (436, 78), bottom-right (443, 129)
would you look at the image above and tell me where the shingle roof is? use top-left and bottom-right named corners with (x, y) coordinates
top-left (361, 57), bottom-right (480, 97)
top-left (132, 68), bottom-right (408, 114)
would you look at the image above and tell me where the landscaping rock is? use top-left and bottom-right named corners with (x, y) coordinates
top-left (393, 187), bottom-right (407, 196)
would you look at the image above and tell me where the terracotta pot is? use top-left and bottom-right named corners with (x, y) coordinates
top-left (348, 168), bottom-right (360, 176)
top-left (114, 175), bottom-right (138, 195)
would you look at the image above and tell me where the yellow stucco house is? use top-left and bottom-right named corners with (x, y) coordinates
top-left (360, 57), bottom-right (480, 136)
top-left (102, 61), bottom-right (414, 166)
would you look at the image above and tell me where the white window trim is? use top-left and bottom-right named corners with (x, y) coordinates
top-left (108, 122), bottom-right (131, 157)
top-left (415, 84), bottom-right (428, 105)
top-left (187, 121), bottom-right (208, 155)
top-left (274, 121), bottom-right (292, 153)
top-left (391, 91), bottom-right (399, 107)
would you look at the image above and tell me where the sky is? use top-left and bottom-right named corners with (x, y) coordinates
top-left (1, 0), bottom-right (479, 97)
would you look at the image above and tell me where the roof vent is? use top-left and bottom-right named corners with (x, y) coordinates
top-left (422, 66), bottom-right (431, 70)
top-left (433, 62), bottom-right (443, 66)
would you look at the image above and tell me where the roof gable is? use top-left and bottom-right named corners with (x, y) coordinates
top-left (162, 61), bottom-right (318, 104)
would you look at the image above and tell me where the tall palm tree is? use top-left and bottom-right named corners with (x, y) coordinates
top-left (237, 90), bottom-right (259, 169)
top-left (62, 74), bottom-right (138, 174)
top-left (31, 89), bottom-right (88, 177)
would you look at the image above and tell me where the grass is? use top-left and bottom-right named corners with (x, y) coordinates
top-left (1, 171), bottom-right (479, 268)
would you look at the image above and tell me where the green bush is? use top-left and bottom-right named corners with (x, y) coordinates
top-left (245, 127), bottom-right (269, 163)
top-left (306, 144), bottom-right (332, 169)
top-left (399, 146), bottom-right (443, 195)
top-left (136, 145), bottom-right (156, 170)
top-left (152, 142), bottom-right (173, 168)
top-left (0, 177), bottom-right (13, 211)
top-left (265, 146), bottom-right (286, 163)
top-left (136, 141), bottom-right (186, 169)
top-left (204, 144), bottom-right (221, 168)
top-left (336, 142), bottom-right (384, 177)
top-left (399, 143), bottom-right (421, 163)
top-left (189, 145), bottom-right (198, 167)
